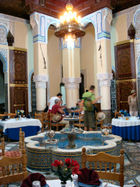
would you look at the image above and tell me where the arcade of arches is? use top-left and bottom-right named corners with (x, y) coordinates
top-left (0, 2), bottom-right (140, 123)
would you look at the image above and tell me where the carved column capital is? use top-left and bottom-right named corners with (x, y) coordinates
top-left (97, 73), bottom-right (112, 80)
top-left (61, 38), bottom-right (81, 49)
top-left (34, 75), bottom-right (48, 88)
top-left (63, 77), bottom-right (81, 84)
top-left (63, 77), bottom-right (81, 89)
top-left (97, 73), bottom-right (113, 87)
top-left (35, 81), bottom-right (47, 89)
top-left (34, 74), bottom-right (48, 82)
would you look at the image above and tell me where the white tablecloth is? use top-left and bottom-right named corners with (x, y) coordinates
top-left (112, 117), bottom-right (140, 127)
top-left (46, 179), bottom-right (119, 187)
top-left (0, 118), bottom-right (42, 132)
top-left (112, 117), bottom-right (140, 140)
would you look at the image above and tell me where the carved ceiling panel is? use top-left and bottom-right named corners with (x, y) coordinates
top-left (0, 0), bottom-right (139, 20)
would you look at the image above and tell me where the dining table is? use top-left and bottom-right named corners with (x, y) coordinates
top-left (112, 116), bottom-right (140, 141)
top-left (46, 179), bottom-right (119, 187)
top-left (63, 115), bottom-right (79, 126)
top-left (0, 118), bottom-right (42, 140)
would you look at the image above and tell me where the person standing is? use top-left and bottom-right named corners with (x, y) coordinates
top-left (128, 90), bottom-right (138, 116)
top-left (48, 93), bottom-right (62, 111)
top-left (80, 85), bottom-right (101, 131)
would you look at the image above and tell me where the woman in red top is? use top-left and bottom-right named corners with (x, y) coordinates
top-left (51, 99), bottom-right (68, 124)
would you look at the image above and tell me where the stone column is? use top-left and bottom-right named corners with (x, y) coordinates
top-left (97, 73), bottom-right (112, 122)
top-left (82, 8), bottom-right (113, 122)
top-left (96, 8), bottom-right (113, 123)
top-left (62, 39), bottom-right (81, 108)
top-left (30, 12), bottom-right (58, 111)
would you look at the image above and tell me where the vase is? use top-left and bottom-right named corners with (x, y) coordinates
top-left (61, 181), bottom-right (66, 187)
top-left (71, 174), bottom-right (79, 187)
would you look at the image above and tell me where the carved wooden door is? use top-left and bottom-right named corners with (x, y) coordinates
top-left (9, 49), bottom-right (28, 114)
top-left (115, 41), bottom-right (136, 111)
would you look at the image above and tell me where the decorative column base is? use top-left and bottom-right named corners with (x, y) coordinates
top-left (102, 109), bottom-right (112, 124)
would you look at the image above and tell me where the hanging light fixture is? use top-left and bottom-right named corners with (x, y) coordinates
top-left (55, 2), bottom-right (85, 39)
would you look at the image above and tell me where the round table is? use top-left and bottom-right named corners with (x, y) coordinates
top-left (112, 117), bottom-right (140, 141)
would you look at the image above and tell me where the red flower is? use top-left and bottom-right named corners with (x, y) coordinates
top-left (51, 158), bottom-right (80, 183)
top-left (71, 160), bottom-right (79, 167)
top-left (65, 158), bottom-right (71, 167)
top-left (72, 166), bottom-right (80, 175)
top-left (52, 160), bottom-right (63, 167)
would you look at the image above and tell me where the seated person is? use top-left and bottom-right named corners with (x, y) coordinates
top-left (73, 100), bottom-right (84, 115)
top-left (51, 99), bottom-right (69, 125)
top-left (63, 107), bottom-right (69, 116)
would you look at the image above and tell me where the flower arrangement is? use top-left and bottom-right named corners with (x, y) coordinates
top-left (16, 110), bottom-right (24, 116)
top-left (52, 158), bottom-right (80, 184)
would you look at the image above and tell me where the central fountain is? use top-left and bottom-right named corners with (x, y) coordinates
top-left (60, 125), bottom-right (84, 148)
top-left (25, 127), bottom-right (122, 172)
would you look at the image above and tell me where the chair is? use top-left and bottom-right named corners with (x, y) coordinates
top-left (0, 114), bottom-right (7, 119)
top-left (81, 147), bottom-right (124, 187)
top-left (35, 112), bottom-right (44, 132)
top-left (42, 112), bottom-right (50, 130)
top-left (0, 137), bottom-right (5, 156)
top-left (7, 113), bottom-right (16, 118)
top-left (0, 113), bottom-right (16, 119)
top-left (95, 112), bottom-right (104, 130)
top-left (49, 112), bottom-right (66, 131)
top-left (0, 128), bottom-right (28, 185)
top-left (74, 113), bottom-right (84, 129)
top-left (95, 120), bottom-right (103, 130)
top-left (114, 111), bottom-right (121, 118)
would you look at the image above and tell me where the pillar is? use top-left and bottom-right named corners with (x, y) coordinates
top-left (30, 12), bottom-right (58, 111)
top-left (62, 39), bottom-right (81, 108)
top-left (82, 8), bottom-right (113, 123)
top-left (96, 8), bottom-right (113, 123)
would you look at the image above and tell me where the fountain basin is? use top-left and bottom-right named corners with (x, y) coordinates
top-left (25, 131), bottom-right (122, 172)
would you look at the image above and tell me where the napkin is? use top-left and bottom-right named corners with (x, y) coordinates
top-left (78, 168), bottom-right (101, 186)
top-left (21, 173), bottom-right (46, 187)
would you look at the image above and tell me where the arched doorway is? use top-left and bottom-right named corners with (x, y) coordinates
top-left (0, 60), bottom-right (5, 113)
top-left (31, 73), bottom-right (36, 114)
top-left (110, 70), bottom-right (117, 114)
top-left (79, 73), bottom-right (84, 99)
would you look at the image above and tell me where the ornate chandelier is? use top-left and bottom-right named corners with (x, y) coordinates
top-left (55, 2), bottom-right (85, 39)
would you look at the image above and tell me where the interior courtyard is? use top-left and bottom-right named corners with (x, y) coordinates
top-left (0, 0), bottom-right (140, 186)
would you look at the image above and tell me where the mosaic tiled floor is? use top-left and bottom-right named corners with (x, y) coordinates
top-left (1, 140), bottom-right (140, 187)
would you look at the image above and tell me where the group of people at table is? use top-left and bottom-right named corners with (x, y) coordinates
top-left (46, 86), bottom-right (139, 130)
top-left (45, 85), bottom-right (101, 131)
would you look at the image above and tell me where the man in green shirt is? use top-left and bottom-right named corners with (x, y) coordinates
top-left (81, 85), bottom-right (101, 131)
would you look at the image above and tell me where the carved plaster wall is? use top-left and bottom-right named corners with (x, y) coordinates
top-left (30, 12), bottom-right (58, 44)
top-left (82, 7), bottom-right (112, 40)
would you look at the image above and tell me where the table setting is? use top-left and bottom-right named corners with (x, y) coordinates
top-left (21, 171), bottom-right (119, 187)
top-left (112, 116), bottom-right (140, 141)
